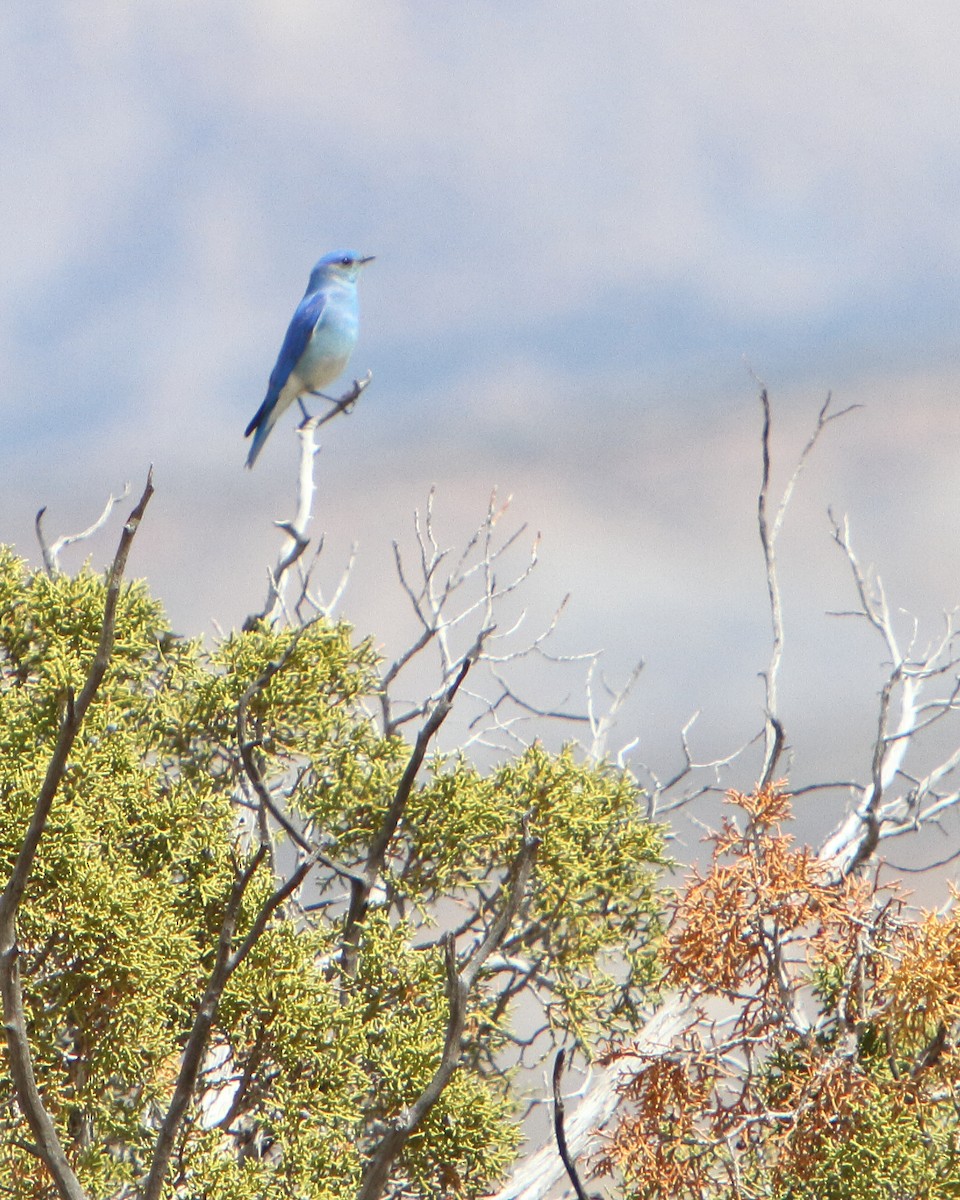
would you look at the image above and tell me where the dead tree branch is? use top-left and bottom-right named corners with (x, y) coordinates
top-left (553, 1049), bottom-right (591, 1200)
top-left (818, 514), bottom-right (960, 876)
top-left (244, 373), bottom-right (371, 631)
top-left (35, 482), bottom-right (132, 576)
top-left (757, 389), bottom-right (858, 787)
top-left (379, 489), bottom-right (541, 741)
top-left (490, 1002), bottom-right (693, 1200)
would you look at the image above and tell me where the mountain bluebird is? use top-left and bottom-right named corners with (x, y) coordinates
top-left (244, 250), bottom-right (374, 467)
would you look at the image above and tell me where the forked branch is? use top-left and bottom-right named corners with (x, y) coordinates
top-left (819, 514), bottom-right (960, 875)
top-left (244, 373), bottom-right (371, 630)
top-left (757, 389), bottom-right (858, 787)
top-left (35, 483), bottom-right (132, 577)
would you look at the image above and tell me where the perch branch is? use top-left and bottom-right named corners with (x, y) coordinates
top-left (245, 374), bottom-right (371, 630)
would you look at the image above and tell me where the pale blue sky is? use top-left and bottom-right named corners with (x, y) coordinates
top-left (4, 2), bottom-right (960, 853)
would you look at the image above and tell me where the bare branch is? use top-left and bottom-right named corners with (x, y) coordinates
top-left (490, 1001), bottom-right (693, 1200)
top-left (552, 1049), bottom-right (591, 1200)
top-left (303, 369), bottom-right (372, 429)
top-left (757, 391), bottom-right (856, 786)
top-left (35, 483), bottom-right (132, 576)
top-left (298, 538), bottom-right (357, 620)
top-left (816, 513), bottom-right (960, 876)
top-left (758, 393), bottom-right (849, 787)
top-left (586, 657), bottom-right (645, 765)
top-left (379, 492), bottom-right (541, 739)
top-left (244, 375), bottom-right (371, 631)
top-left (639, 716), bottom-right (760, 820)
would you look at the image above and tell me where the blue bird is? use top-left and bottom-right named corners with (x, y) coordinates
top-left (245, 250), bottom-right (374, 467)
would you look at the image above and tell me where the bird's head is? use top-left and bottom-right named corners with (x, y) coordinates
top-left (309, 250), bottom-right (375, 290)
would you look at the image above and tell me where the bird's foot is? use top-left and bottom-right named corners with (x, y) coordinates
top-left (304, 373), bottom-right (373, 428)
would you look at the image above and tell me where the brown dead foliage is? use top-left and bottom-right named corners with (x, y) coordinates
top-left (595, 785), bottom-right (960, 1199)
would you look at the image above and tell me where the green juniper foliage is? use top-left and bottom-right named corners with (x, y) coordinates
top-left (0, 548), bottom-right (665, 1199)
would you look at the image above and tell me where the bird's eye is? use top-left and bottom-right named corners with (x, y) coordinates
top-left (340, 256), bottom-right (352, 266)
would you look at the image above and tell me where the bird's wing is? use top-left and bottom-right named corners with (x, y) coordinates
top-left (266, 291), bottom-right (330, 398)
top-left (244, 291), bottom-right (329, 438)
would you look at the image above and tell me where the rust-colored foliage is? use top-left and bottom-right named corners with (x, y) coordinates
top-left (597, 785), bottom-right (960, 1199)
top-left (594, 1055), bottom-right (715, 1196)
top-left (666, 784), bottom-right (863, 1000)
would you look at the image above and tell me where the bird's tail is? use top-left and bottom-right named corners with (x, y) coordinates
top-left (244, 394), bottom-right (278, 468)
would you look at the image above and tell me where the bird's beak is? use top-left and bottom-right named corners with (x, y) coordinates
top-left (360, 255), bottom-right (376, 266)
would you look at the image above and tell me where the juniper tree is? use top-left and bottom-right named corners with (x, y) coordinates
top-left (0, 476), bottom-right (665, 1200)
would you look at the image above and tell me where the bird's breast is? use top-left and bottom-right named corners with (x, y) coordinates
top-left (296, 311), bottom-right (358, 389)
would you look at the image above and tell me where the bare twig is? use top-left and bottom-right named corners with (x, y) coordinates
top-left (379, 491), bottom-right (542, 740)
top-left (639, 716), bottom-right (760, 821)
top-left (244, 374), bottom-right (371, 631)
top-left (585, 658), bottom-right (645, 765)
top-left (757, 390), bottom-right (856, 787)
top-left (818, 515), bottom-right (960, 876)
top-left (35, 483), bottom-right (132, 576)
top-left (304, 370), bottom-right (372, 429)
top-left (490, 1002), bottom-right (693, 1200)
